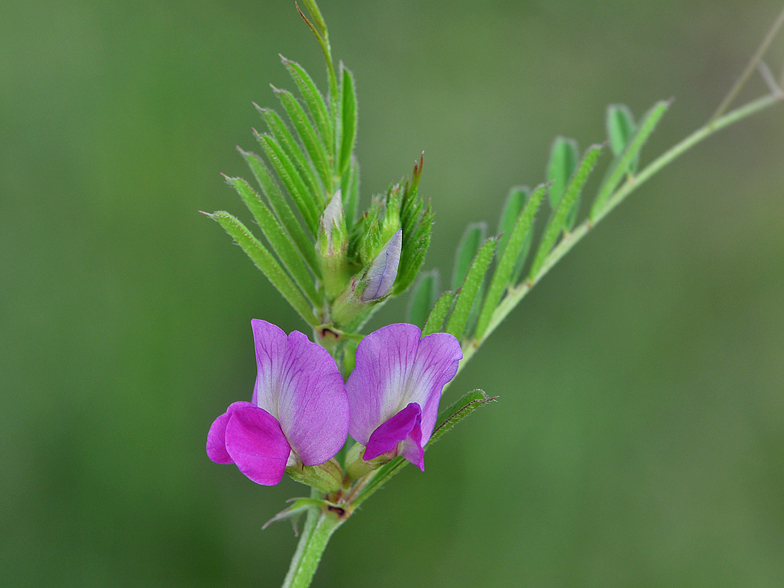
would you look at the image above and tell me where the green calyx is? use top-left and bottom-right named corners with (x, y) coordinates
top-left (286, 458), bottom-right (344, 494)
top-left (344, 442), bottom-right (390, 481)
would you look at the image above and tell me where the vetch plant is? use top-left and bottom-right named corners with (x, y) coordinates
top-left (204, 2), bottom-right (784, 586)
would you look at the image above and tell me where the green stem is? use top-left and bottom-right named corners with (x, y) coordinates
top-left (282, 499), bottom-right (345, 588)
top-left (599, 92), bottom-right (782, 224)
top-left (296, 0), bottom-right (340, 134)
top-left (459, 91), bottom-right (783, 371)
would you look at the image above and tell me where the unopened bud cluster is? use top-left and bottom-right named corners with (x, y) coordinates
top-left (314, 165), bottom-right (429, 333)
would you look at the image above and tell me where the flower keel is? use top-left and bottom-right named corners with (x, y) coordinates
top-left (364, 402), bottom-right (425, 471)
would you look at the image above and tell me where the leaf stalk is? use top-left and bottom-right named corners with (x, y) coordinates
top-left (460, 90), bottom-right (783, 373)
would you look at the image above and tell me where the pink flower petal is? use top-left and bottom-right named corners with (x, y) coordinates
top-left (406, 332), bottom-right (462, 447)
top-left (248, 320), bottom-right (349, 466)
top-left (206, 405), bottom-right (240, 465)
top-left (208, 320), bottom-right (349, 483)
top-left (224, 403), bottom-right (291, 486)
top-left (398, 426), bottom-right (425, 472)
top-left (347, 324), bottom-right (462, 448)
top-left (250, 320), bottom-right (289, 411)
top-left (347, 324), bottom-right (420, 445)
top-left (276, 331), bottom-right (349, 466)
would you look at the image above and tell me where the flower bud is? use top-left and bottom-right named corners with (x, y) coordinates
top-left (317, 190), bottom-right (349, 302)
top-left (361, 228), bottom-right (401, 301)
top-left (330, 230), bottom-right (402, 330)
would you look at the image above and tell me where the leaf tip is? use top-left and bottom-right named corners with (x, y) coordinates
top-left (413, 151), bottom-right (425, 180)
top-left (199, 210), bottom-right (220, 221)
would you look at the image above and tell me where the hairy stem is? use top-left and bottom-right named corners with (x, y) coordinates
top-left (282, 498), bottom-right (345, 588)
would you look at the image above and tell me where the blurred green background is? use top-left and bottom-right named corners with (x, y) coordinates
top-left (2, 0), bottom-right (783, 586)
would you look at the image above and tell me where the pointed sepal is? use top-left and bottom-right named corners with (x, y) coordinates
top-left (344, 441), bottom-right (390, 481)
top-left (392, 153), bottom-right (433, 296)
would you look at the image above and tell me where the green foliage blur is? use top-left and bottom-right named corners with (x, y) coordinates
top-left (2, 1), bottom-right (783, 586)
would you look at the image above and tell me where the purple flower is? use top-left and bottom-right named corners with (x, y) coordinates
top-left (206, 320), bottom-right (349, 486)
top-left (346, 323), bottom-right (462, 471)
